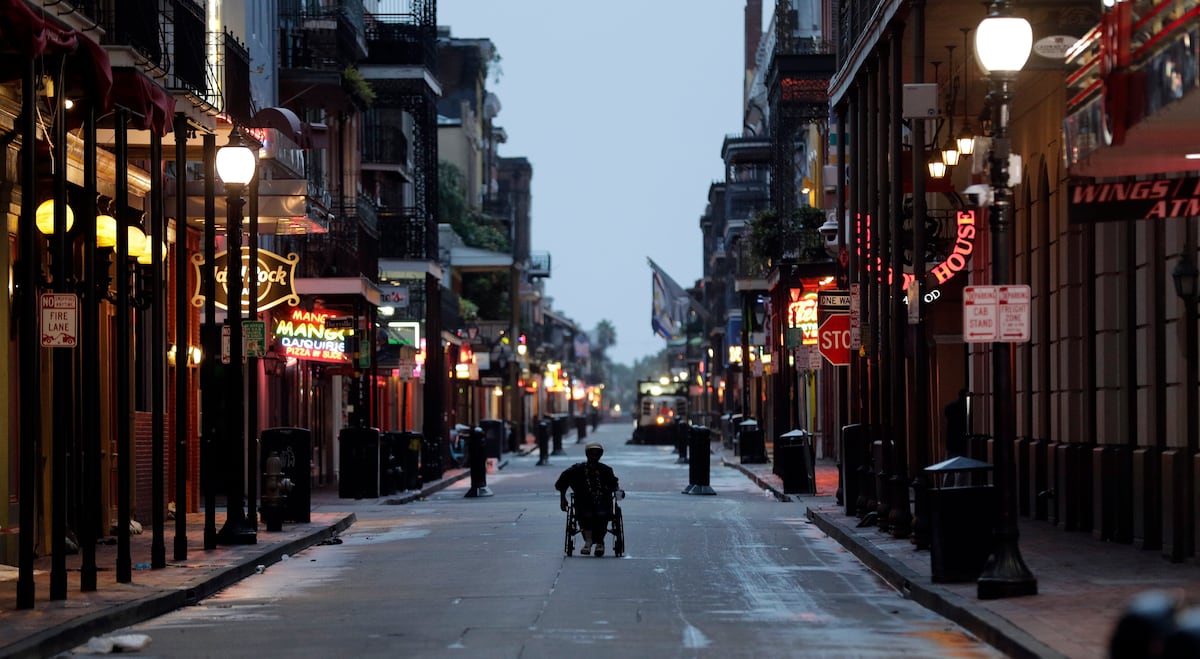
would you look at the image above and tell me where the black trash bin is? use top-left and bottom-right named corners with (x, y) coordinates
top-left (738, 419), bottom-right (767, 464)
top-left (774, 429), bottom-right (815, 495)
top-left (924, 456), bottom-right (998, 582)
top-left (260, 427), bottom-right (311, 523)
top-left (384, 431), bottom-right (422, 491)
top-left (338, 427), bottom-right (380, 499)
top-left (480, 419), bottom-right (504, 460)
top-left (841, 423), bottom-right (869, 517)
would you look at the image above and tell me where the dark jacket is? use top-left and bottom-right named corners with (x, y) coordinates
top-left (555, 461), bottom-right (619, 518)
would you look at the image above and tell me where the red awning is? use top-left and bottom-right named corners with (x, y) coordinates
top-left (0, 0), bottom-right (113, 110)
top-left (112, 67), bottom-right (175, 136)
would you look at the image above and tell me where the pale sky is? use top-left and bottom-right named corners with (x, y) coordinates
top-left (436, 1), bottom-right (748, 366)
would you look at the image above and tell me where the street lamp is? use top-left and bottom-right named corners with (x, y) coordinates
top-left (215, 128), bottom-right (257, 545)
top-left (974, 0), bottom-right (1037, 599)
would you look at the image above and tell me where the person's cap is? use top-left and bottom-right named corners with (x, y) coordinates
top-left (585, 442), bottom-right (603, 452)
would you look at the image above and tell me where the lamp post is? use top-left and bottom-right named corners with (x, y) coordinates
top-left (215, 128), bottom-right (257, 545)
top-left (975, 1), bottom-right (1037, 599)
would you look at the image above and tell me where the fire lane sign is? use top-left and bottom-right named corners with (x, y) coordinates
top-left (963, 285), bottom-right (1030, 343)
top-left (40, 293), bottom-right (78, 348)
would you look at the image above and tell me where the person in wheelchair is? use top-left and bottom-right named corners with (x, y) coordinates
top-left (556, 442), bottom-right (620, 556)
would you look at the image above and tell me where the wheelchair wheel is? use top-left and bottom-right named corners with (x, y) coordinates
top-left (564, 503), bottom-right (578, 556)
top-left (611, 504), bottom-right (625, 557)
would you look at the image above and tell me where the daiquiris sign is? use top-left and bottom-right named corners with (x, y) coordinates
top-left (191, 247), bottom-right (300, 312)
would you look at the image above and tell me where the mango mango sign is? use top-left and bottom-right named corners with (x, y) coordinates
top-left (273, 308), bottom-right (349, 363)
top-left (190, 247), bottom-right (300, 312)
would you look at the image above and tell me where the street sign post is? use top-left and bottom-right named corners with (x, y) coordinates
top-left (818, 314), bottom-right (851, 366)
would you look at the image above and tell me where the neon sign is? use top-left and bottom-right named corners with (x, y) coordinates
top-left (787, 290), bottom-right (819, 345)
top-left (856, 210), bottom-right (978, 299)
top-left (273, 308), bottom-right (347, 363)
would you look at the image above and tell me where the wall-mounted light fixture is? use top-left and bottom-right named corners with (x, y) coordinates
top-left (35, 199), bottom-right (74, 235)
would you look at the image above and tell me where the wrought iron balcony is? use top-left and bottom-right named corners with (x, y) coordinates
top-left (379, 207), bottom-right (431, 260)
top-left (292, 197), bottom-right (378, 280)
top-left (88, 0), bottom-right (205, 97)
top-left (364, 0), bottom-right (437, 70)
top-left (280, 0), bottom-right (368, 69)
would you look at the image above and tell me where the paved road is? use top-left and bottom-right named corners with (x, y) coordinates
top-left (72, 424), bottom-right (1001, 658)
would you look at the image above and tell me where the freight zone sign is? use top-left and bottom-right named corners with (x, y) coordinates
top-left (963, 285), bottom-right (1030, 343)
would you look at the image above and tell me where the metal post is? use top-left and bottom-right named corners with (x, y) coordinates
top-left (910, 0), bottom-right (932, 551)
top-left (246, 171), bottom-right (259, 532)
top-left (202, 133), bottom-right (218, 550)
top-left (977, 71), bottom-right (1037, 599)
top-left (889, 24), bottom-right (912, 539)
top-left (115, 108), bottom-right (133, 583)
top-left (50, 67), bottom-right (70, 601)
top-left (216, 177), bottom-right (254, 544)
top-left (81, 101), bottom-right (100, 590)
top-left (173, 113), bottom-right (189, 561)
top-left (16, 59), bottom-right (40, 610)
top-left (151, 129), bottom-right (167, 569)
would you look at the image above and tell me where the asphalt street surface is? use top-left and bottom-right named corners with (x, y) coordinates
top-left (71, 423), bottom-right (1001, 658)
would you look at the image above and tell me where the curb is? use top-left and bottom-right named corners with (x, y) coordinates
top-left (2, 514), bottom-right (357, 659)
top-left (805, 509), bottom-right (1064, 659)
top-left (721, 458), bottom-right (1065, 659)
top-left (720, 456), bottom-right (794, 502)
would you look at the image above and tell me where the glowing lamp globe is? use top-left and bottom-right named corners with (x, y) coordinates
top-left (975, 14), bottom-right (1033, 74)
top-left (36, 199), bottom-right (74, 235)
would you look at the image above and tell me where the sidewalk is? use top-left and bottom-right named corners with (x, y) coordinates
top-left (718, 444), bottom-right (1200, 659)
top-left (0, 462), bottom-right (479, 659)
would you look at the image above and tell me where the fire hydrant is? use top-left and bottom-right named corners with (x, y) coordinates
top-left (261, 451), bottom-right (294, 532)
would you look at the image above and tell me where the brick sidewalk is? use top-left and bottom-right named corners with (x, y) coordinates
top-left (719, 446), bottom-right (1200, 659)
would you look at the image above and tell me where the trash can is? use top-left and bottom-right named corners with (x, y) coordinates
top-left (738, 419), bottom-right (767, 464)
top-left (924, 456), bottom-right (998, 582)
top-left (774, 429), bottom-right (815, 495)
top-left (480, 419), bottom-right (505, 459)
top-left (384, 431), bottom-right (422, 491)
top-left (841, 424), bottom-right (869, 517)
top-left (338, 427), bottom-right (380, 499)
top-left (683, 425), bottom-right (715, 495)
top-left (260, 427), bottom-right (311, 523)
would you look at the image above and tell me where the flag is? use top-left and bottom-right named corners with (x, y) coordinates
top-left (649, 257), bottom-right (688, 340)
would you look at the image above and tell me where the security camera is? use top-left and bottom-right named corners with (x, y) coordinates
top-left (963, 184), bottom-right (993, 207)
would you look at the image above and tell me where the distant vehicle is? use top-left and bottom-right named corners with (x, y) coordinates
top-left (630, 379), bottom-right (688, 444)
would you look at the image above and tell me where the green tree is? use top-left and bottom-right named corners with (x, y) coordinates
top-left (439, 161), bottom-right (512, 319)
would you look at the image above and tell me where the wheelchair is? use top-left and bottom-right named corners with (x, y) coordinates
top-left (564, 490), bottom-right (625, 557)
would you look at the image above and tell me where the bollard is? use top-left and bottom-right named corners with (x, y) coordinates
top-left (683, 425), bottom-right (715, 495)
top-left (674, 419), bottom-right (689, 463)
top-left (551, 415), bottom-right (565, 455)
top-left (536, 418), bottom-right (551, 466)
top-left (464, 426), bottom-right (493, 497)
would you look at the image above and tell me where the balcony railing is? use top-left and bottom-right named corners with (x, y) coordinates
top-left (364, 0), bottom-right (437, 70)
top-left (361, 122), bottom-right (410, 168)
top-left (380, 207), bottom-right (430, 260)
top-left (280, 0), bottom-right (368, 69)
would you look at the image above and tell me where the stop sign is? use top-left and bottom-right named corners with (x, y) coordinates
top-left (818, 314), bottom-right (851, 366)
